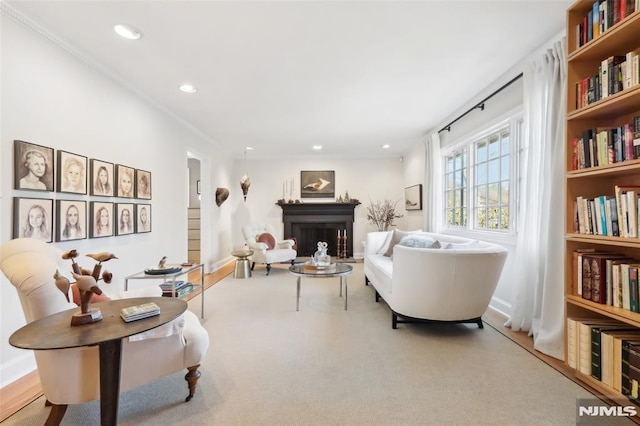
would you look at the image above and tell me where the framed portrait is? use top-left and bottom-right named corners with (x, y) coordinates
top-left (135, 169), bottom-right (152, 200)
top-left (136, 204), bottom-right (152, 233)
top-left (300, 170), bottom-right (335, 199)
top-left (90, 159), bottom-right (114, 197)
top-left (115, 164), bottom-right (135, 198)
top-left (90, 201), bottom-right (114, 238)
top-left (404, 184), bottom-right (423, 211)
top-left (14, 140), bottom-right (54, 192)
top-left (57, 151), bottom-right (87, 195)
top-left (13, 197), bottom-right (54, 243)
top-left (56, 200), bottom-right (87, 242)
top-left (116, 203), bottom-right (135, 236)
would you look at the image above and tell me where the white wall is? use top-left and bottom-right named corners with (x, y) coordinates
top-left (0, 13), bottom-right (236, 387)
top-left (230, 156), bottom-right (405, 257)
top-left (0, 13), bottom-right (408, 388)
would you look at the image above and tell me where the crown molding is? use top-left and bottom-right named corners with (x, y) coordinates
top-left (0, 2), bottom-right (229, 154)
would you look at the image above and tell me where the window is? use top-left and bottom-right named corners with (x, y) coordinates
top-left (442, 114), bottom-right (522, 234)
top-left (444, 148), bottom-right (467, 227)
top-left (474, 130), bottom-right (510, 231)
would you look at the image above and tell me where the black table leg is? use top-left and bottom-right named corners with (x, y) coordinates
top-left (99, 338), bottom-right (122, 426)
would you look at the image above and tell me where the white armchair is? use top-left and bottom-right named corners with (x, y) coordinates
top-left (242, 223), bottom-right (297, 275)
top-left (0, 238), bottom-right (210, 425)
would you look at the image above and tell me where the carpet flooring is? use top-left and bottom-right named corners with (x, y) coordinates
top-left (2, 263), bottom-right (626, 425)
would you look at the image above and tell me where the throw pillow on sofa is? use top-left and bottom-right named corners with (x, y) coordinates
top-left (257, 233), bottom-right (276, 250)
top-left (398, 235), bottom-right (441, 249)
top-left (383, 229), bottom-right (416, 257)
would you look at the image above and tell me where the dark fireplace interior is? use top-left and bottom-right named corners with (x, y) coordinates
top-left (279, 202), bottom-right (359, 259)
top-left (292, 223), bottom-right (349, 257)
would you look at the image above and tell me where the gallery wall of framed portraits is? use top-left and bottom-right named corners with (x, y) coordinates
top-left (12, 139), bottom-right (153, 243)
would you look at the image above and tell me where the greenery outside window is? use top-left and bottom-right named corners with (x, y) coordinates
top-left (442, 113), bottom-right (522, 235)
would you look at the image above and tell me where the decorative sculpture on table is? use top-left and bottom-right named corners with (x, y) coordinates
top-left (312, 241), bottom-right (331, 267)
top-left (57, 249), bottom-right (117, 326)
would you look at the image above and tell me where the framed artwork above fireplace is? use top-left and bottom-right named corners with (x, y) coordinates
top-left (301, 170), bottom-right (335, 199)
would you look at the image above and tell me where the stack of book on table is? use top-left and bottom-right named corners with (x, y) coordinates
top-left (120, 302), bottom-right (161, 323)
top-left (160, 280), bottom-right (193, 298)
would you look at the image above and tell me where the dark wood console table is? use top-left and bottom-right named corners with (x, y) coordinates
top-left (9, 297), bottom-right (186, 426)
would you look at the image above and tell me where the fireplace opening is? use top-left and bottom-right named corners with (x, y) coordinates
top-left (292, 223), bottom-right (348, 257)
top-left (279, 202), bottom-right (359, 259)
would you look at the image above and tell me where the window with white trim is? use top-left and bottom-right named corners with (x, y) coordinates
top-left (443, 114), bottom-right (522, 234)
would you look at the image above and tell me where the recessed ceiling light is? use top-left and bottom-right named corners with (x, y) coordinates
top-left (313, 145), bottom-right (322, 150)
top-left (381, 144), bottom-right (391, 149)
top-left (245, 146), bottom-right (255, 150)
top-left (179, 84), bottom-right (197, 93)
top-left (114, 24), bottom-right (141, 40)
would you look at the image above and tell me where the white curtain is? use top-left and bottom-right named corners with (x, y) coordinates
top-left (424, 132), bottom-right (442, 232)
top-left (505, 38), bottom-right (567, 360)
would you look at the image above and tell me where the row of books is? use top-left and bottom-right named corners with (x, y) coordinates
top-left (573, 185), bottom-right (640, 238)
top-left (575, 0), bottom-right (639, 49)
top-left (160, 280), bottom-right (193, 298)
top-left (567, 317), bottom-right (640, 404)
top-left (574, 250), bottom-right (640, 311)
top-left (571, 118), bottom-right (640, 169)
top-left (575, 52), bottom-right (640, 110)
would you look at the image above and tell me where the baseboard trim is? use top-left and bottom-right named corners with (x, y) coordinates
top-left (0, 370), bottom-right (42, 422)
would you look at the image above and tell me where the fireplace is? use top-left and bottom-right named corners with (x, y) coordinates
top-left (278, 202), bottom-right (360, 257)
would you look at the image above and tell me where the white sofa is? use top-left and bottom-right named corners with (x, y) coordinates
top-left (364, 230), bottom-right (508, 329)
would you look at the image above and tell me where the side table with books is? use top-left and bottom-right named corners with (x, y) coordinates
top-left (124, 263), bottom-right (205, 318)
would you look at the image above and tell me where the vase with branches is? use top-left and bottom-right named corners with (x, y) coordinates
top-left (366, 199), bottom-right (403, 231)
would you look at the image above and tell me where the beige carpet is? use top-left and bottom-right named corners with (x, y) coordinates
top-left (1, 263), bottom-right (619, 425)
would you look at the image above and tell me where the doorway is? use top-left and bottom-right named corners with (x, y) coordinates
top-left (187, 156), bottom-right (201, 264)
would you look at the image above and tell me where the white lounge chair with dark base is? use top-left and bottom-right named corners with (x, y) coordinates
top-left (0, 238), bottom-right (210, 426)
top-left (242, 223), bottom-right (297, 275)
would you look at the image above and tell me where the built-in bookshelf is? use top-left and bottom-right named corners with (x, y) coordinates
top-left (565, 0), bottom-right (640, 408)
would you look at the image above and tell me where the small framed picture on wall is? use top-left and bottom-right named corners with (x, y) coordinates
top-left (13, 197), bottom-right (54, 243)
top-left (90, 159), bottom-right (114, 197)
top-left (135, 169), bottom-right (152, 200)
top-left (56, 200), bottom-right (87, 242)
top-left (116, 203), bottom-right (135, 236)
top-left (57, 150), bottom-right (87, 195)
top-left (136, 204), bottom-right (151, 233)
top-left (90, 201), bottom-right (114, 238)
top-left (115, 164), bottom-right (135, 198)
top-left (404, 184), bottom-right (423, 211)
top-left (14, 140), bottom-right (54, 192)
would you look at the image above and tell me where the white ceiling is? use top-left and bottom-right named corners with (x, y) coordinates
top-left (5, 0), bottom-right (572, 159)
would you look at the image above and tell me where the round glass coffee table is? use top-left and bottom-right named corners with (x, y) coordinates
top-left (288, 263), bottom-right (353, 311)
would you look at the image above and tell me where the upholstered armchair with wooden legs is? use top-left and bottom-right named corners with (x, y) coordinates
top-left (0, 238), bottom-right (210, 425)
top-left (242, 223), bottom-right (297, 275)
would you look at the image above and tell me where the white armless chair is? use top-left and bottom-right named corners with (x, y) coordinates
top-left (0, 238), bottom-right (210, 425)
top-left (242, 223), bottom-right (297, 275)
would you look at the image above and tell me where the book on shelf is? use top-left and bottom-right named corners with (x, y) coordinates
top-left (577, 318), bottom-right (626, 376)
top-left (573, 249), bottom-right (597, 296)
top-left (592, 323), bottom-right (639, 381)
top-left (162, 283), bottom-right (193, 298)
top-left (159, 280), bottom-right (188, 292)
top-left (601, 330), bottom-right (640, 388)
top-left (120, 302), bottom-right (161, 323)
top-left (575, 1), bottom-right (638, 50)
top-left (585, 253), bottom-right (629, 304)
